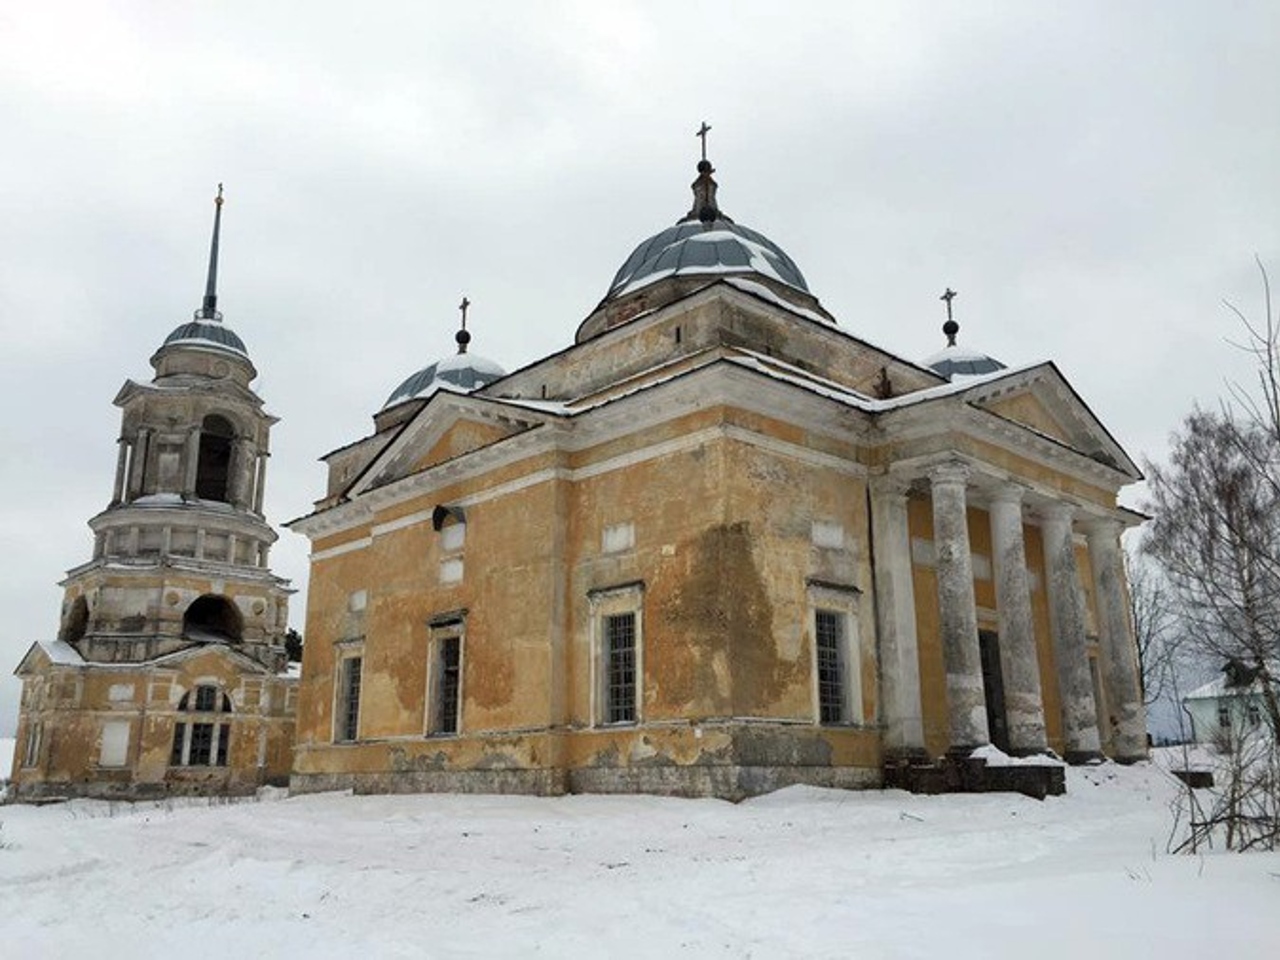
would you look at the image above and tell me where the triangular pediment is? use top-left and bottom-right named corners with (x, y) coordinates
top-left (961, 363), bottom-right (1141, 478)
top-left (349, 392), bottom-right (555, 497)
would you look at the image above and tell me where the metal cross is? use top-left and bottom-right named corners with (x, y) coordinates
top-left (696, 121), bottom-right (711, 161)
top-left (458, 296), bottom-right (470, 330)
top-left (940, 287), bottom-right (957, 322)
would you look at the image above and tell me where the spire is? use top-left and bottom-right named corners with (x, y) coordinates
top-left (681, 121), bottom-right (731, 225)
top-left (198, 184), bottom-right (225, 321)
top-left (455, 296), bottom-right (472, 354)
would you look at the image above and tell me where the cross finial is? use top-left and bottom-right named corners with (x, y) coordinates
top-left (199, 184), bottom-right (226, 320)
top-left (215, 182), bottom-right (224, 207)
top-left (455, 296), bottom-right (472, 354)
top-left (696, 121), bottom-right (711, 162)
top-left (941, 287), bottom-right (957, 321)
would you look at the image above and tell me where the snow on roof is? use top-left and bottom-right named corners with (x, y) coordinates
top-left (1184, 666), bottom-right (1278, 701)
top-left (721, 277), bottom-right (832, 326)
top-left (44, 640), bottom-right (86, 665)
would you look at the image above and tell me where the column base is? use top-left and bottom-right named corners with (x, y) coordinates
top-left (1062, 749), bottom-right (1105, 765)
top-left (1110, 752), bottom-right (1148, 765)
top-left (883, 746), bottom-right (932, 766)
top-left (1008, 746), bottom-right (1057, 760)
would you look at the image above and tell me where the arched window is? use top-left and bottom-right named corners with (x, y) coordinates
top-left (196, 414), bottom-right (235, 502)
top-left (61, 595), bottom-right (89, 644)
top-left (170, 684), bottom-right (233, 767)
top-left (183, 594), bottom-right (243, 643)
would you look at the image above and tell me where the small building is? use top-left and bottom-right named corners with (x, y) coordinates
top-left (8, 191), bottom-right (297, 800)
top-left (1183, 660), bottom-right (1276, 745)
top-left (287, 148), bottom-right (1148, 800)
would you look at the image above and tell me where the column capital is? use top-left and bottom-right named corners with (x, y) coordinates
top-left (1041, 501), bottom-right (1077, 524)
top-left (989, 482), bottom-right (1027, 507)
top-left (928, 460), bottom-right (971, 487)
top-left (869, 473), bottom-right (915, 500)
top-left (1082, 515), bottom-right (1123, 540)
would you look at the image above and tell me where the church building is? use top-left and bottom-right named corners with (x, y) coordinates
top-left (8, 190), bottom-right (297, 800)
top-left (287, 142), bottom-right (1148, 800)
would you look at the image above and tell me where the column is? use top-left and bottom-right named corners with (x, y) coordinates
top-left (183, 427), bottom-right (200, 498)
top-left (869, 475), bottom-right (926, 757)
top-left (1086, 518), bottom-right (1147, 761)
top-left (252, 452), bottom-right (269, 514)
top-left (989, 485), bottom-right (1048, 754)
top-left (930, 461), bottom-right (989, 752)
top-left (111, 439), bottom-right (129, 505)
top-left (127, 429), bottom-right (150, 499)
top-left (1041, 504), bottom-right (1102, 762)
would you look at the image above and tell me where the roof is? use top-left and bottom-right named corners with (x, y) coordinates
top-left (604, 219), bottom-right (809, 301)
top-left (922, 343), bottom-right (1008, 380)
top-left (384, 351), bottom-right (506, 410)
top-left (161, 318), bottom-right (249, 358)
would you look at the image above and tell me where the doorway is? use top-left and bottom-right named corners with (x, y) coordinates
top-left (978, 629), bottom-right (1010, 752)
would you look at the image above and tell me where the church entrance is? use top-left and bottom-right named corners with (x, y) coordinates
top-left (978, 630), bottom-right (1010, 752)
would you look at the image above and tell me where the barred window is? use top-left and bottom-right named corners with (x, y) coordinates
top-left (338, 656), bottom-right (362, 742)
top-left (815, 609), bottom-right (846, 724)
top-left (436, 637), bottom-right (461, 735)
top-left (22, 721), bottom-right (42, 768)
top-left (171, 684), bottom-right (233, 767)
top-left (605, 612), bottom-right (637, 724)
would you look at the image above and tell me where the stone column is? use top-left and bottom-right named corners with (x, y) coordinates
top-left (111, 439), bottom-right (129, 505)
top-left (930, 461), bottom-right (989, 752)
top-left (989, 485), bottom-right (1048, 754)
top-left (252, 453), bottom-right (269, 514)
top-left (183, 427), bottom-right (200, 498)
top-left (1041, 504), bottom-right (1102, 762)
top-left (870, 475), bottom-right (926, 757)
top-left (1086, 519), bottom-right (1147, 761)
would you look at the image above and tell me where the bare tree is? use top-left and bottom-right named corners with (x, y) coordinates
top-left (1124, 546), bottom-right (1180, 707)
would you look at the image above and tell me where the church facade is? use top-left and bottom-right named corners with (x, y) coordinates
top-left (287, 153), bottom-right (1147, 800)
top-left (8, 191), bottom-right (297, 800)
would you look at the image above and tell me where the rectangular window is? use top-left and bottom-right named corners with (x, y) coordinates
top-left (217, 723), bottom-right (231, 766)
top-left (22, 722), bottom-right (42, 768)
top-left (338, 656), bottom-right (363, 742)
top-left (189, 722), bottom-right (214, 765)
top-left (1246, 702), bottom-right (1261, 727)
top-left (605, 612), bottom-right (637, 724)
top-left (170, 723), bottom-right (185, 766)
top-left (1217, 703), bottom-right (1231, 729)
top-left (436, 637), bottom-right (461, 735)
top-left (194, 684), bottom-right (217, 712)
top-left (815, 609), bottom-right (846, 724)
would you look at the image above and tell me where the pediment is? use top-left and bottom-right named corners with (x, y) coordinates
top-left (349, 392), bottom-right (554, 497)
top-left (962, 364), bottom-right (1141, 478)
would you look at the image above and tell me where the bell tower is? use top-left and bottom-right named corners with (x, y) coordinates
top-left (10, 188), bottom-right (296, 800)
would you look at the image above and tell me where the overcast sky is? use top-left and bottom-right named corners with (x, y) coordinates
top-left (2, 2), bottom-right (1277, 736)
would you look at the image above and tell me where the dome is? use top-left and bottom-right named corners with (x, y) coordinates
top-left (160, 318), bottom-right (249, 358)
top-left (922, 320), bottom-right (1006, 380)
top-left (605, 219), bottom-right (809, 301)
top-left (383, 351), bottom-right (505, 409)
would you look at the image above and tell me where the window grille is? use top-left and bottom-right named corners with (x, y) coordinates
top-left (815, 609), bottom-right (845, 724)
top-left (605, 613), bottom-right (637, 724)
top-left (1217, 703), bottom-right (1231, 728)
top-left (434, 637), bottom-right (461, 734)
top-left (339, 657), bottom-right (362, 742)
top-left (170, 684), bottom-right (232, 767)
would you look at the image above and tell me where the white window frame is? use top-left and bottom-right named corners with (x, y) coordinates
top-left (425, 616), bottom-right (465, 737)
top-left (808, 581), bottom-right (862, 727)
top-left (22, 720), bottom-right (42, 768)
top-left (333, 640), bottom-right (365, 744)
top-left (588, 582), bottom-right (645, 728)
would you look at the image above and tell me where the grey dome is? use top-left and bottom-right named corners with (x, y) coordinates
top-left (606, 219), bottom-right (809, 300)
top-left (161, 319), bottom-right (248, 358)
top-left (923, 344), bottom-right (1007, 380)
top-left (384, 351), bottom-right (505, 409)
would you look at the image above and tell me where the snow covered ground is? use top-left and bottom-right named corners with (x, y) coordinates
top-left (1, 759), bottom-right (1276, 958)
top-left (0, 737), bottom-right (13, 783)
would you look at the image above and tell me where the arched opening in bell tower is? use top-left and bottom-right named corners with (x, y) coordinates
top-left (196, 414), bottom-right (235, 502)
top-left (182, 594), bottom-right (244, 643)
top-left (60, 595), bottom-right (89, 644)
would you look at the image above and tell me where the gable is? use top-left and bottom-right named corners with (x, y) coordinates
top-left (963, 365), bottom-right (1141, 479)
top-left (980, 392), bottom-right (1074, 446)
top-left (412, 418), bottom-right (515, 474)
top-left (350, 393), bottom-right (553, 497)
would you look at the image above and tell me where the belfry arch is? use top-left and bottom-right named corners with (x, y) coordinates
top-left (182, 594), bottom-right (243, 643)
top-left (196, 414), bottom-right (235, 502)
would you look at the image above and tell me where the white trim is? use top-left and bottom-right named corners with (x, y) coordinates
top-left (588, 584), bottom-right (645, 728)
top-left (310, 536), bottom-right (372, 562)
top-left (808, 585), bottom-right (862, 727)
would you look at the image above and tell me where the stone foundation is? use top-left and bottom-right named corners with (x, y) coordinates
top-left (883, 754), bottom-right (1065, 800)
